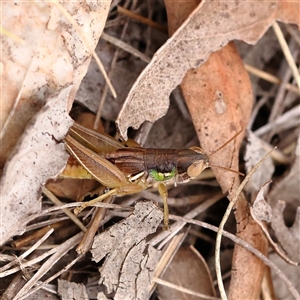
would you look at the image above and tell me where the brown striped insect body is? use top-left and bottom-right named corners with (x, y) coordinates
top-left (64, 123), bottom-right (241, 229)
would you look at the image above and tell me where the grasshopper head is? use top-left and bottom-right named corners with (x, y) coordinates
top-left (177, 148), bottom-right (209, 180)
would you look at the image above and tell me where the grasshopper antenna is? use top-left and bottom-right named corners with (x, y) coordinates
top-left (207, 128), bottom-right (244, 176)
top-left (208, 128), bottom-right (243, 156)
top-left (209, 164), bottom-right (244, 176)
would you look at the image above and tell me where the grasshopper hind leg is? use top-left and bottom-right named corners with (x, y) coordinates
top-left (158, 183), bottom-right (169, 230)
top-left (74, 188), bottom-right (118, 215)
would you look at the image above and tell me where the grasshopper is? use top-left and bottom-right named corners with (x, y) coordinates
top-left (64, 123), bottom-right (241, 229)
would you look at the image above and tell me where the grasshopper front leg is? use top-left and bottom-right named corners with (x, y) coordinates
top-left (158, 183), bottom-right (169, 230)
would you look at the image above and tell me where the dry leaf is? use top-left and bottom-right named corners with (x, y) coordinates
top-left (181, 43), bottom-right (250, 194)
top-left (271, 201), bottom-right (300, 262)
top-left (58, 279), bottom-right (89, 300)
top-left (0, 88), bottom-right (73, 245)
top-left (245, 131), bottom-right (275, 196)
top-left (46, 178), bottom-right (99, 200)
top-left (0, 1), bottom-right (111, 245)
top-left (97, 292), bottom-right (109, 300)
top-left (1, 2), bottom-right (110, 167)
top-left (116, 0), bottom-right (299, 140)
top-left (269, 253), bottom-right (300, 300)
top-left (157, 246), bottom-right (216, 300)
top-left (115, 242), bottom-right (161, 300)
top-left (229, 193), bottom-right (268, 300)
top-left (269, 134), bottom-right (300, 212)
top-left (277, 1), bottom-right (300, 26)
top-left (250, 181), bottom-right (273, 223)
top-left (91, 201), bottom-right (162, 296)
top-left (268, 136), bottom-right (300, 263)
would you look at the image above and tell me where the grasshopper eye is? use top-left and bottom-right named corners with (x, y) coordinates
top-left (187, 161), bottom-right (206, 178)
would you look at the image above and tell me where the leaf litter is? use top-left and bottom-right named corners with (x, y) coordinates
top-left (91, 201), bottom-right (162, 299)
top-left (0, 1), bottom-right (299, 300)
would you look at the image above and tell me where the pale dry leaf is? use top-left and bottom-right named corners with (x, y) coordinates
top-left (271, 201), bottom-right (300, 262)
top-left (115, 242), bottom-right (161, 300)
top-left (116, 0), bottom-right (293, 140)
top-left (244, 131), bottom-right (275, 196)
top-left (91, 201), bottom-right (163, 295)
top-left (269, 134), bottom-right (300, 211)
top-left (269, 252), bottom-right (300, 300)
top-left (58, 279), bottom-right (89, 300)
top-left (85, 286), bottom-right (106, 299)
top-left (157, 246), bottom-right (216, 300)
top-left (97, 292), bottom-right (109, 300)
top-left (0, 87), bottom-right (73, 246)
top-left (1, 1), bottom-right (110, 167)
top-left (250, 181), bottom-right (273, 223)
top-left (1, 1), bottom-right (111, 245)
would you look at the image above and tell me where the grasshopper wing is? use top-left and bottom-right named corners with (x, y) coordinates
top-left (65, 135), bottom-right (127, 188)
top-left (69, 123), bottom-right (125, 154)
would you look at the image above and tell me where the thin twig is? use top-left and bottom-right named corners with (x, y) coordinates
top-left (0, 229), bottom-right (53, 274)
top-left (215, 149), bottom-right (275, 300)
top-left (254, 104), bottom-right (300, 137)
top-left (272, 21), bottom-right (300, 90)
top-left (152, 277), bottom-right (220, 300)
top-left (42, 186), bottom-right (87, 232)
top-left (22, 201), bottom-right (133, 229)
top-left (1, 26), bottom-right (25, 44)
top-left (117, 5), bottom-right (167, 33)
top-left (14, 232), bottom-right (83, 299)
top-left (149, 232), bottom-right (187, 296)
top-left (244, 63), bottom-right (299, 95)
top-left (18, 255), bottom-right (84, 300)
top-left (94, 6), bottom-right (131, 130)
top-left (101, 32), bottom-right (151, 63)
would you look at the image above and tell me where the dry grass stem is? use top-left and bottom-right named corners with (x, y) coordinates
top-left (272, 21), bottom-right (300, 90)
top-left (42, 186), bottom-right (87, 232)
top-left (117, 5), bottom-right (167, 33)
top-left (244, 63), bottom-right (299, 95)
